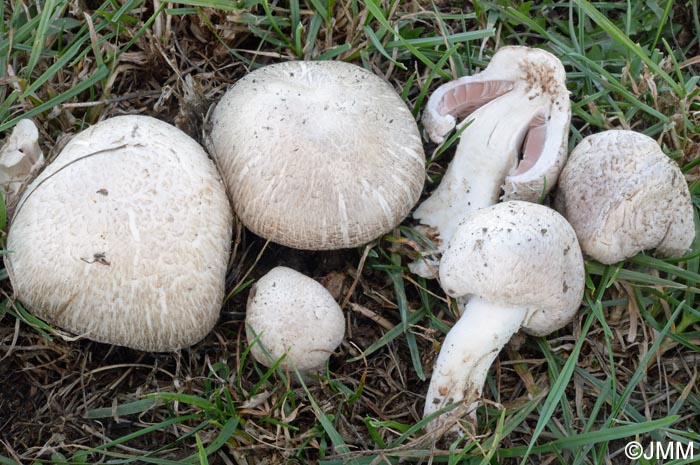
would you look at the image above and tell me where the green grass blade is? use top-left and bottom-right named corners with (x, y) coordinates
top-left (260, 0), bottom-right (298, 56)
top-left (629, 255), bottom-right (700, 285)
top-left (86, 398), bottom-right (159, 419)
top-left (564, 52), bottom-right (671, 124)
top-left (24, 0), bottom-right (61, 80)
top-left (88, 414), bottom-right (202, 452)
top-left (386, 253), bottom-right (424, 379)
top-left (501, 416), bottom-right (679, 458)
top-left (304, 13), bottom-right (323, 57)
top-left (384, 29), bottom-right (494, 49)
top-left (0, 14), bottom-right (42, 58)
top-left (363, 25), bottom-right (406, 69)
top-left (519, 309), bottom-right (596, 464)
top-left (295, 369), bottom-right (351, 456)
top-left (346, 306), bottom-right (425, 362)
top-left (478, 409), bottom-right (506, 465)
top-left (573, 0), bottom-right (683, 96)
top-left (189, 416), bottom-right (239, 462)
top-left (364, 0), bottom-right (449, 79)
top-left (147, 392), bottom-right (216, 412)
top-left (412, 43), bottom-right (460, 119)
top-left (0, 64), bottom-right (110, 133)
top-left (307, 0), bottom-right (330, 23)
top-left (651, 0), bottom-right (674, 50)
top-left (21, 34), bottom-right (93, 99)
top-left (314, 43), bottom-right (351, 61)
top-left (170, 0), bottom-right (240, 10)
top-left (195, 434), bottom-right (209, 465)
top-left (586, 262), bottom-right (692, 289)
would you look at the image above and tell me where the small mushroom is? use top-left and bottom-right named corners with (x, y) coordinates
top-left (424, 201), bottom-right (584, 433)
top-left (5, 115), bottom-right (233, 351)
top-left (246, 266), bottom-right (345, 372)
top-left (555, 130), bottom-right (695, 264)
top-left (0, 119), bottom-right (45, 209)
top-left (412, 46), bottom-right (570, 276)
top-left (206, 60), bottom-right (425, 250)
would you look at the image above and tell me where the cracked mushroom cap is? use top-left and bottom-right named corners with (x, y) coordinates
top-left (246, 267), bottom-right (345, 372)
top-left (421, 46), bottom-right (571, 202)
top-left (5, 115), bottom-right (233, 351)
top-left (206, 60), bottom-right (425, 250)
top-left (440, 201), bottom-right (584, 336)
top-left (555, 130), bottom-right (695, 264)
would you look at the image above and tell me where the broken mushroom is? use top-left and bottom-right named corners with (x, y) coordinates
top-left (0, 119), bottom-right (45, 209)
top-left (555, 130), bottom-right (695, 264)
top-left (412, 46), bottom-right (570, 276)
top-left (424, 201), bottom-right (584, 433)
top-left (246, 266), bottom-right (345, 372)
top-left (5, 115), bottom-right (233, 351)
top-left (206, 60), bottom-right (425, 250)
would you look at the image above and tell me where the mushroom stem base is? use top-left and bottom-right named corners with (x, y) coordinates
top-left (423, 296), bottom-right (526, 434)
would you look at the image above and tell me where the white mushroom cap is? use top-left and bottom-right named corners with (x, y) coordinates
top-left (206, 60), bottom-right (425, 250)
top-left (440, 201), bottom-right (584, 334)
top-left (412, 46), bottom-right (570, 277)
top-left (5, 115), bottom-right (233, 351)
top-left (245, 266), bottom-right (345, 372)
top-left (424, 201), bottom-right (584, 432)
top-left (555, 130), bottom-right (695, 264)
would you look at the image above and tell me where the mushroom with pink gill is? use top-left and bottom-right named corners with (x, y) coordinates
top-left (411, 46), bottom-right (571, 277)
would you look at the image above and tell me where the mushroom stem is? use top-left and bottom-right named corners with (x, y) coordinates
top-left (413, 91), bottom-right (545, 262)
top-left (424, 296), bottom-right (526, 433)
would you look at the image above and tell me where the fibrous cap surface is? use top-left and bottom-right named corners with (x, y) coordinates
top-left (246, 266), bottom-right (345, 372)
top-left (439, 201), bottom-right (584, 336)
top-left (206, 60), bottom-right (425, 250)
top-left (6, 115), bottom-right (233, 351)
top-left (555, 130), bottom-right (694, 264)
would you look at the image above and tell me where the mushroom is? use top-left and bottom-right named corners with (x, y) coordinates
top-left (424, 201), bottom-right (584, 433)
top-left (5, 115), bottom-right (233, 351)
top-left (555, 130), bottom-right (695, 264)
top-left (246, 266), bottom-right (345, 372)
top-left (411, 46), bottom-right (570, 277)
top-left (0, 119), bottom-right (44, 209)
top-left (205, 60), bottom-right (425, 250)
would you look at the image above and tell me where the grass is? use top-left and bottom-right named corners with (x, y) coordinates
top-left (0, 0), bottom-right (699, 463)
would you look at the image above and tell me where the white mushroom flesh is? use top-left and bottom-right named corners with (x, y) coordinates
top-left (6, 115), bottom-right (233, 351)
top-left (555, 130), bottom-right (695, 264)
top-left (246, 266), bottom-right (345, 372)
top-left (424, 201), bottom-right (584, 433)
top-left (413, 46), bottom-right (570, 275)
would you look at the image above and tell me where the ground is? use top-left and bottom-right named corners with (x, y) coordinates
top-left (0, 1), bottom-right (699, 464)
